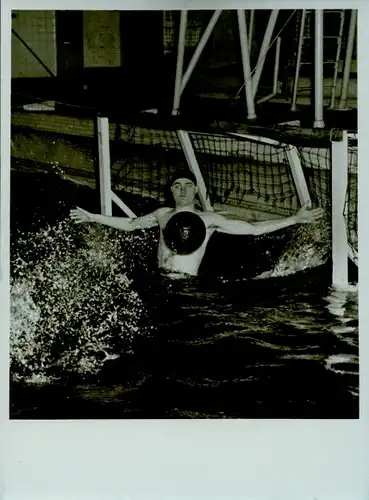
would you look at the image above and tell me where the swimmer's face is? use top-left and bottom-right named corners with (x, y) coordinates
top-left (171, 178), bottom-right (198, 207)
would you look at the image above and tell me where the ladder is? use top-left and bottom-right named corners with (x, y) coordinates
top-left (291, 9), bottom-right (346, 111)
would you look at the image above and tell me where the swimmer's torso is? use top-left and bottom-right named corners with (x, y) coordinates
top-left (155, 207), bottom-right (216, 276)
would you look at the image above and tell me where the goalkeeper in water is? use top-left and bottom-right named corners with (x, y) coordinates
top-left (71, 169), bottom-right (323, 278)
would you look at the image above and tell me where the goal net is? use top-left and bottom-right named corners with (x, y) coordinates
top-left (109, 119), bottom-right (357, 267)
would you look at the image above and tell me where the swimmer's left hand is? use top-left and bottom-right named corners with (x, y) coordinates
top-left (295, 203), bottom-right (324, 224)
top-left (70, 206), bottom-right (94, 223)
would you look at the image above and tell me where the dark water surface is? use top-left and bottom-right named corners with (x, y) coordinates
top-left (9, 170), bottom-right (358, 419)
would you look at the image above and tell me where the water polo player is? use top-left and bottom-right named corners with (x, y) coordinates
top-left (70, 168), bottom-right (323, 278)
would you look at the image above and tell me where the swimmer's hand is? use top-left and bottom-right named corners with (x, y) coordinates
top-left (295, 203), bottom-right (324, 224)
top-left (70, 206), bottom-right (95, 223)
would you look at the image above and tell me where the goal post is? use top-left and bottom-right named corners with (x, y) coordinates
top-left (285, 145), bottom-right (312, 208)
top-left (97, 116), bottom-right (136, 218)
top-left (330, 129), bottom-right (349, 287)
top-left (177, 130), bottom-right (213, 212)
top-left (97, 116), bottom-right (113, 216)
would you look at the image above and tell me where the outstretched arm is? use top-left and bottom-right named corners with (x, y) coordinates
top-left (70, 206), bottom-right (160, 231)
top-left (211, 204), bottom-right (324, 236)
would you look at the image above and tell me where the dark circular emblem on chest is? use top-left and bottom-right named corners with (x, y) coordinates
top-left (163, 212), bottom-right (207, 255)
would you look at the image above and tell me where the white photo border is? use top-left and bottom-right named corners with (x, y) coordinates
top-left (1, 1), bottom-right (368, 499)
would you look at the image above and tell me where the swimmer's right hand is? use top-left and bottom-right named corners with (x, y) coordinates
top-left (70, 206), bottom-right (95, 223)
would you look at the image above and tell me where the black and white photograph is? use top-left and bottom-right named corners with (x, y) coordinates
top-left (9, 8), bottom-right (359, 420)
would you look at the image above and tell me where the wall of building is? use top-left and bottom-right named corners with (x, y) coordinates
top-left (12, 10), bottom-right (57, 78)
top-left (83, 11), bottom-right (121, 68)
top-left (12, 10), bottom-right (121, 78)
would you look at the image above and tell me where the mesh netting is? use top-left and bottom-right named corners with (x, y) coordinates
top-left (297, 134), bottom-right (357, 257)
top-left (188, 132), bottom-right (299, 218)
top-left (109, 123), bottom-right (357, 261)
top-left (346, 137), bottom-right (358, 255)
top-left (163, 11), bottom-right (176, 53)
top-left (110, 124), bottom-right (185, 208)
top-left (111, 125), bottom-right (300, 219)
top-left (298, 145), bottom-right (331, 208)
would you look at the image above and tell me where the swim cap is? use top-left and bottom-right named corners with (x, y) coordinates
top-left (163, 211), bottom-right (206, 255)
top-left (170, 169), bottom-right (197, 187)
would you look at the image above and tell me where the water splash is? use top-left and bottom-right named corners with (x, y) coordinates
top-left (255, 216), bottom-right (331, 279)
top-left (10, 219), bottom-right (156, 384)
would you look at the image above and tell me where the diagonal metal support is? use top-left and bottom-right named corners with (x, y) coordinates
top-left (172, 10), bottom-right (188, 115)
top-left (291, 10), bottom-right (307, 112)
top-left (180, 10), bottom-right (222, 95)
top-left (252, 10), bottom-right (279, 98)
top-left (339, 9), bottom-right (357, 110)
top-left (173, 10), bottom-right (222, 115)
top-left (177, 130), bottom-right (213, 212)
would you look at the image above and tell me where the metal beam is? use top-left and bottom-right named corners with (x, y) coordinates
top-left (252, 10), bottom-right (279, 98)
top-left (314, 9), bottom-right (325, 128)
top-left (329, 10), bottom-right (345, 109)
top-left (97, 116), bottom-right (112, 216)
top-left (339, 9), bottom-right (357, 110)
top-left (237, 10), bottom-right (256, 120)
top-left (177, 130), bottom-right (213, 212)
top-left (111, 191), bottom-right (136, 218)
top-left (331, 130), bottom-right (349, 287)
top-left (172, 10), bottom-right (187, 115)
top-left (291, 10), bottom-right (307, 112)
top-left (257, 37), bottom-right (281, 104)
top-left (285, 146), bottom-right (311, 208)
top-left (180, 10), bottom-right (222, 95)
top-left (248, 10), bottom-right (255, 47)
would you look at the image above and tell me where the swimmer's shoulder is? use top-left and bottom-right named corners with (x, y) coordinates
top-left (155, 206), bottom-right (173, 215)
top-left (154, 206), bottom-right (174, 222)
top-left (199, 210), bottom-right (226, 227)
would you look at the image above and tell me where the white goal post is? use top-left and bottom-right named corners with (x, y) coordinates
top-left (97, 116), bottom-right (136, 218)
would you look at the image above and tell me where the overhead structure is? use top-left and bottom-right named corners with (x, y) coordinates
top-left (292, 9), bottom-right (356, 116)
top-left (173, 10), bottom-right (223, 116)
top-left (171, 9), bottom-right (356, 123)
top-left (172, 9), bottom-right (281, 120)
top-left (180, 10), bottom-right (223, 96)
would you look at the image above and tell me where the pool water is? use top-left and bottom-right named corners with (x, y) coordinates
top-left (9, 170), bottom-right (359, 419)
